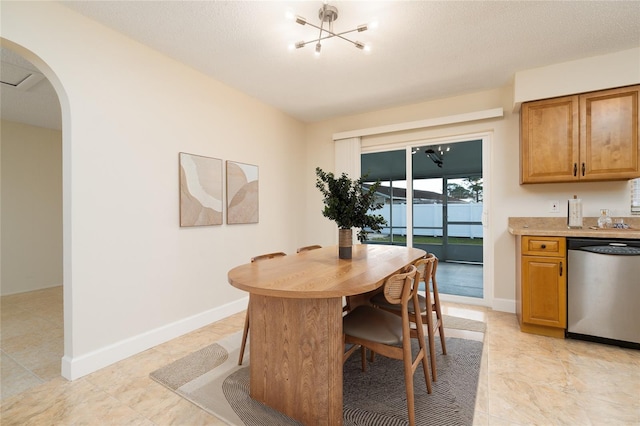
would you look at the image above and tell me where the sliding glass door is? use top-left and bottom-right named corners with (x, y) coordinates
top-left (411, 175), bottom-right (483, 262)
top-left (361, 149), bottom-right (406, 245)
top-left (362, 139), bottom-right (484, 297)
top-left (445, 176), bottom-right (483, 263)
top-left (411, 140), bottom-right (482, 263)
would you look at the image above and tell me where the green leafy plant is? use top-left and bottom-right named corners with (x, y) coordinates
top-left (315, 167), bottom-right (387, 242)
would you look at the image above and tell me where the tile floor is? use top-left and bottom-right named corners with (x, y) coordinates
top-left (1, 286), bottom-right (639, 425)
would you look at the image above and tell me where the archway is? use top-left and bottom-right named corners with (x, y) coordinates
top-left (1, 38), bottom-right (73, 381)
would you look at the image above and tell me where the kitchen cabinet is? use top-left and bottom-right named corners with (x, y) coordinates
top-left (516, 236), bottom-right (566, 338)
top-left (520, 85), bottom-right (640, 184)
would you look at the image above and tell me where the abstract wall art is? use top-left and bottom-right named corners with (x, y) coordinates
top-left (179, 152), bottom-right (223, 227)
top-left (226, 161), bottom-right (259, 224)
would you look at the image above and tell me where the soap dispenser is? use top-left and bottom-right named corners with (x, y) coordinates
top-left (567, 195), bottom-right (583, 228)
top-left (597, 209), bottom-right (613, 229)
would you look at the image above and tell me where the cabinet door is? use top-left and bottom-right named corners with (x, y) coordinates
top-left (522, 256), bottom-right (566, 328)
top-left (580, 85), bottom-right (640, 181)
top-left (521, 96), bottom-right (580, 183)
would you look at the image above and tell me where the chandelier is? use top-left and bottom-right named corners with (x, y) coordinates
top-left (425, 146), bottom-right (450, 168)
top-left (411, 146), bottom-right (451, 168)
top-left (288, 3), bottom-right (376, 55)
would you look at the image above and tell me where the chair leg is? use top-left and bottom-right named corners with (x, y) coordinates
top-left (435, 308), bottom-right (447, 355)
top-left (403, 324), bottom-right (431, 426)
top-left (430, 260), bottom-right (447, 355)
top-left (431, 293), bottom-right (447, 355)
top-left (403, 354), bottom-right (417, 426)
top-left (238, 309), bottom-right (250, 365)
top-left (422, 290), bottom-right (438, 382)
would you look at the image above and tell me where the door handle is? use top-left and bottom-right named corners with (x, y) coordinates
top-left (559, 261), bottom-right (563, 276)
top-left (573, 163), bottom-right (577, 177)
top-left (582, 163), bottom-right (585, 176)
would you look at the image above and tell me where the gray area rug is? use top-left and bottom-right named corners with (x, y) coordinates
top-left (442, 314), bottom-right (486, 333)
top-left (150, 324), bottom-right (483, 425)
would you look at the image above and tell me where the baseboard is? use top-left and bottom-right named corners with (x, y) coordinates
top-left (491, 297), bottom-right (516, 313)
top-left (439, 293), bottom-right (488, 306)
top-left (1, 283), bottom-right (63, 297)
top-left (61, 296), bottom-right (248, 380)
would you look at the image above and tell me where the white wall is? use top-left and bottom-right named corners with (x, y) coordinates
top-left (304, 83), bottom-right (635, 310)
top-left (513, 47), bottom-right (640, 110)
top-left (1, 2), bottom-right (306, 379)
top-left (1, 120), bottom-right (63, 295)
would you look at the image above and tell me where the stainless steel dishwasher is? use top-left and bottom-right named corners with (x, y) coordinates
top-left (567, 238), bottom-right (640, 349)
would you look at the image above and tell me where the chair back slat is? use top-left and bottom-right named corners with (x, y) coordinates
top-left (424, 253), bottom-right (439, 292)
top-left (383, 265), bottom-right (417, 304)
top-left (251, 252), bottom-right (286, 262)
top-left (414, 256), bottom-right (436, 288)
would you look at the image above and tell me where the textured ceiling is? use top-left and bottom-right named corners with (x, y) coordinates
top-left (0, 48), bottom-right (61, 130)
top-left (2, 1), bottom-right (640, 129)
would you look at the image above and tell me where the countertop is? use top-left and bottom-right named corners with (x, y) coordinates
top-left (508, 217), bottom-right (640, 239)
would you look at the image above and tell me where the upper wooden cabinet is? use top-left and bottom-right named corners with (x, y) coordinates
top-left (521, 85), bottom-right (640, 184)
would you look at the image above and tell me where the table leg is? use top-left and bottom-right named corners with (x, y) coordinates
top-left (250, 294), bottom-right (344, 425)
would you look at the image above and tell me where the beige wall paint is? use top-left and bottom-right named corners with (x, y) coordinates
top-left (514, 47), bottom-right (640, 110)
top-left (1, 120), bottom-right (63, 295)
top-left (2, 2), bottom-right (306, 378)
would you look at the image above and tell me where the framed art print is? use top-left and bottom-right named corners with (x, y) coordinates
top-left (179, 152), bottom-right (223, 227)
top-left (226, 161), bottom-right (259, 224)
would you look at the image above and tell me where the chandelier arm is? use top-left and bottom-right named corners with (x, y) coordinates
top-left (316, 4), bottom-right (326, 46)
top-left (303, 21), bottom-right (361, 38)
top-left (297, 31), bottom-right (353, 46)
top-left (297, 34), bottom-right (364, 50)
top-left (332, 34), bottom-right (360, 46)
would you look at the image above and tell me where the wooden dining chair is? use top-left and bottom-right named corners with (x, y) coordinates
top-left (425, 253), bottom-right (447, 355)
top-left (370, 254), bottom-right (445, 381)
top-left (296, 244), bottom-right (322, 253)
top-left (343, 264), bottom-right (432, 426)
top-left (238, 251), bottom-right (287, 365)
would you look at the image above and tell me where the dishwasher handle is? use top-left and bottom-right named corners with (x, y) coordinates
top-left (579, 246), bottom-right (640, 256)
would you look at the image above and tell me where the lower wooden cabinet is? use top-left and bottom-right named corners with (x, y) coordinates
top-left (516, 236), bottom-right (567, 338)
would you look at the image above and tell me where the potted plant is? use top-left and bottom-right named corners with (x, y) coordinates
top-left (315, 167), bottom-right (387, 259)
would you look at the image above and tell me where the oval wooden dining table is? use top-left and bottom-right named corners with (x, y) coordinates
top-left (228, 244), bottom-right (426, 426)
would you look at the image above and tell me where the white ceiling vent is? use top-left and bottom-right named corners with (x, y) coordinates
top-left (0, 62), bottom-right (45, 91)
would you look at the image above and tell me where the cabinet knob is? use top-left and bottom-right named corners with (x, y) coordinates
top-left (541, 244), bottom-right (546, 249)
